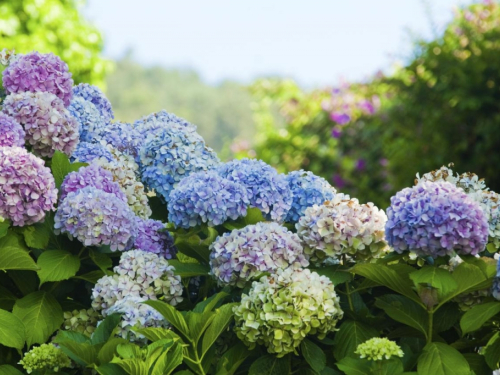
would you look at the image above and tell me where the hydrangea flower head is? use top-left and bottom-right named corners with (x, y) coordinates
top-left (168, 171), bottom-right (249, 228)
top-left (63, 308), bottom-right (100, 337)
top-left (3, 51), bottom-right (73, 106)
top-left (54, 186), bottom-right (137, 251)
top-left (73, 83), bottom-right (114, 122)
top-left (140, 126), bottom-right (220, 202)
top-left (296, 195), bottom-right (388, 264)
top-left (0, 146), bottom-right (57, 226)
top-left (68, 96), bottom-right (106, 142)
top-left (95, 121), bottom-right (142, 160)
top-left (285, 170), bottom-right (336, 223)
top-left (355, 338), bottom-right (404, 361)
top-left (217, 159), bottom-right (292, 222)
top-left (71, 141), bottom-right (114, 163)
top-left (0, 112), bottom-right (25, 147)
top-left (19, 343), bottom-right (71, 374)
top-left (210, 222), bottom-right (308, 287)
top-left (233, 268), bottom-right (343, 356)
top-left (3, 91), bottom-right (79, 157)
top-left (133, 109), bottom-right (195, 144)
top-left (386, 181), bottom-right (489, 258)
top-left (134, 217), bottom-right (176, 259)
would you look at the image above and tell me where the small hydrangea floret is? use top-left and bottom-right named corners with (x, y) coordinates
top-left (355, 337), bottom-right (404, 361)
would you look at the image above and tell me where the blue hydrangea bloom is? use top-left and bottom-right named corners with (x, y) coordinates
top-left (285, 170), bottom-right (336, 223)
top-left (134, 110), bottom-right (195, 136)
top-left (217, 159), bottom-right (292, 222)
top-left (168, 171), bottom-right (249, 228)
top-left (386, 181), bottom-right (489, 258)
top-left (0, 112), bottom-right (25, 147)
top-left (71, 142), bottom-right (114, 163)
top-left (68, 96), bottom-right (106, 142)
top-left (134, 217), bottom-right (176, 259)
top-left (94, 122), bottom-right (142, 161)
top-left (140, 126), bottom-right (220, 202)
top-left (72, 83), bottom-right (114, 123)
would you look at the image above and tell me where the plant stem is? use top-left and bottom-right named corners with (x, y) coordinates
top-left (346, 282), bottom-right (355, 312)
top-left (427, 311), bottom-right (434, 345)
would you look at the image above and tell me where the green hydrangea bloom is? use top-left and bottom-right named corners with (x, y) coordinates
top-left (63, 308), bottom-right (100, 336)
top-left (355, 337), bottom-right (404, 361)
top-left (19, 343), bottom-right (71, 373)
top-left (233, 267), bottom-right (343, 357)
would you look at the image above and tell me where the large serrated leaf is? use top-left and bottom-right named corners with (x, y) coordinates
top-left (0, 309), bottom-right (25, 349)
top-left (0, 233), bottom-right (38, 271)
top-left (22, 223), bottom-right (51, 249)
top-left (301, 338), bottom-right (326, 373)
top-left (168, 260), bottom-right (210, 277)
top-left (144, 300), bottom-right (190, 338)
top-left (248, 354), bottom-right (290, 375)
top-left (215, 342), bottom-right (251, 375)
top-left (375, 295), bottom-right (428, 337)
top-left (336, 357), bottom-right (371, 375)
top-left (58, 340), bottom-right (98, 366)
top-left (201, 303), bottom-right (237, 356)
top-left (37, 250), bottom-right (80, 285)
top-left (409, 266), bottom-right (458, 302)
top-left (92, 313), bottom-right (122, 345)
top-left (460, 302), bottom-right (500, 336)
top-left (98, 338), bottom-right (129, 364)
top-left (417, 343), bottom-right (471, 375)
top-left (51, 151), bottom-right (72, 188)
top-left (437, 263), bottom-right (488, 308)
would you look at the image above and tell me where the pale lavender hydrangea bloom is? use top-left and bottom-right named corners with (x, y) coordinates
top-left (54, 186), bottom-right (137, 251)
top-left (3, 92), bottom-right (79, 157)
top-left (209, 222), bottom-right (309, 287)
top-left (68, 96), bottom-right (106, 143)
top-left (59, 164), bottom-right (127, 202)
top-left (134, 218), bottom-right (176, 259)
top-left (168, 171), bottom-right (249, 228)
top-left (70, 142), bottom-right (114, 163)
top-left (217, 159), bottom-right (292, 222)
top-left (0, 112), bottom-right (25, 147)
top-left (2, 52), bottom-right (73, 106)
top-left (72, 83), bottom-right (114, 122)
top-left (386, 181), bottom-right (489, 258)
top-left (0, 146), bottom-right (57, 226)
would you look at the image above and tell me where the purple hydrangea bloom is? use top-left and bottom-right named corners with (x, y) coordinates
top-left (68, 96), bottom-right (106, 143)
top-left (2, 52), bottom-right (73, 106)
top-left (285, 170), bottom-right (336, 223)
top-left (209, 222), bottom-right (309, 287)
top-left (134, 217), bottom-right (176, 259)
top-left (60, 164), bottom-right (127, 202)
top-left (0, 146), bottom-right (57, 226)
top-left (94, 122), bottom-right (142, 161)
top-left (168, 171), bottom-right (249, 228)
top-left (54, 186), bottom-right (137, 251)
top-left (70, 142), bottom-right (114, 163)
top-left (0, 112), bottom-right (25, 147)
top-left (3, 92), bottom-right (79, 157)
top-left (140, 126), bottom-right (220, 202)
top-left (386, 181), bottom-right (489, 258)
top-left (72, 83), bottom-right (114, 123)
top-left (217, 159), bottom-right (292, 222)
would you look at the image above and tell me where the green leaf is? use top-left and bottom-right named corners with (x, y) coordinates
top-left (55, 330), bottom-right (91, 344)
top-left (117, 343), bottom-right (143, 359)
top-left (0, 219), bottom-right (10, 239)
top-left (215, 342), bottom-right (251, 375)
top-left (193, 291), bottom-right (229, 313)
top-left (95, 363), bottom-right (129, 375)
top-left (417, 343), bottom-right (471, 375)
top-left (373, 358), bottom-right (405, 375)
top-left (312, 266), bottom-right (353, 285)
top-left (90, 249), bottom-right (113, 273)
top-left (333, 320), bottom-right (379, 360)
top-left (438, 263), bottom-right (487, 308)
top-left (375, 295), bottom-right (428, 337)
top-left (336, 357), bottom-right (371, 375)
top-left (175, 235), bottom-right (211, 265)
top-left (483, 332), bottom-right (500, 370)
top-left (112, 359), bottom-right (149, 375)
top-left (0, 233), bottom-right (38, 271)
top-left (224, 207), bottom-right (265, 230)
top-left (98, 338), bottom-right (129, 364)
top-left (301, 338), bottom-right (326, 373)
top-left (13, 291), bottom-right (63, 347)
top-left (58, 340), bottom-right (98, 366)
top-left (132, 327), bottom-right (180, 342)
top-left (248, 354), bottom-right (290, 375)
top-left (0, 309), bottom-right (25, 349)
top-left (0, 285), bottom-right (17, 310)
top-left (51, 151), bottom-right (72, 188)
top-left (37, 250), bottom-right (80, 285)
top-left (144, 300), bottom-right (190, 338)
top-left (201, 303), bottom-right (237, 356)
top-left (460, 302), bottom-right (500, 336)
top-left (73, 270), bottom-right (107, 283)
top-left (186, 311), bottom-right (215, 344)
top-left (22, 224), bottom-right (51, 249)
top-left (153, 341), bottom-right (183, 375)
top-left (92, 313), bottom-right (122, 345)
top-left (69, 161), bottom-right (88, 172)
top-left (0, 365), bottom-right (24, 375)
top-left (409, 266), bottom-right (458, 302)
top-left (462, 353), bottom-right (491, 375)
top-left (433, 303), bottom-right (461, 333)
top-left (168, 260), bottom-right (210, 277)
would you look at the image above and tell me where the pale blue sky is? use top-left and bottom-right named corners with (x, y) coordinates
top-left (84, 0), bottom-right (471, 86)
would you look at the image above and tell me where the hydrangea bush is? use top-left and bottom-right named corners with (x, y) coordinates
top-left (2, 50), bottom-right (500, 375)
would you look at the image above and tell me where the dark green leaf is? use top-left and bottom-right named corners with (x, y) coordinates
top-left (0, 285), bottom-right (17, 310)
top-left (145, 300), bottom-right (190, 338)
top-left (409, 266), bottom-right (458, 302)
top-left (193, 291), bottom-right (229, 313)
top-left (148, 196), bottom-right (170, 222)
top-left (58, 341), bottom-right (98, 366)
top-left (375, 295), bottom-right (428, 337)
top-left (333, 320), bottom-right (379, 360)
top-left (462, 353), bottom-right (491, 375)
top-left (460, 302), bottom-right (500, 336)
top-left (336, 357), bottom-right (371, 375)
top-left (90, 249), bottom-right (113, 273)
top-left (168, 260), bottom-right (210, 277)
top-left (312, 266), bottom-right (352, 285)
top-left (0, 233), bottom-right (38, 271)
top-left (73, 270), bottom-right (107, 283)
top-left (0, 308), bottom-right (25, 349)
top-left (92, 313), bottom-right (122, 345)
top-left (433, 303), bottom-right (461, 333)
top-left (215, 342), bottom-right (251, 375)
top-left (95, 363), bottom-right (129, 375)
top-left (0, 365), bottom-right (24, 375)
top-left (301, 338), bottom-right (326, 373)
top-left (483, 332), bottom-right (500, 370)
top-left (69, 161), bottom-right (88, 172)
top-left (417, 342), bottom-right (471, 375)
top-left (248, 354), bottom-right (290, 375)
top-left (98, 338), bottom-right (129, 364)
top-left (201, 303), bottom-right (237, 356)
top-left (438, 263), bottom-right (488, 308)
top-left (37, 250), bottom-right (80, 285)
top-left (132, 327), bottom-right (180, 342)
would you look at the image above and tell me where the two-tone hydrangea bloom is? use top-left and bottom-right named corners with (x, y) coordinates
top-left (71, 141), bottom-right (114, 163)
top-left (133, 109), bottom-right (195, 146)
top-left (73, 83), bottom-right (114, 122)
top-left (386, 181), bottom-right (489, 258)
top-left (54, 186), bottom-right (137, 251)
top-left (217, 159), bottom-right (292, 222)
top-left (0, 112), bottom-right (25, 147)
top-left (95, 121), bottom-right (142, 160)
top-left (233, 268), bottom-right (343, 356)
top-left (63, 309), bottom-right (100, 337)
top-left (68, 96), bottom-right (106, 142)
top-left (3, 92), bottom-right (79, 156)
top-left (285, 170), bottom-right (336, 223)
top-left (168, 171), bottom-right (249, 228)
top-left (140, 126), bottom-right (220, 202)
top-left (355, 338), bottom-right (404, 361)
top-left (134, 217), bottom-right (176, 259)
top-left (210, 222), bottom-right (309, 287)
top-left (60, 164), bottom-right (127, 202)
top-left (0, 146), bottom-right (57, 226)
top-left (19, 343), bottom-right (71, 374)
top-left (3, 52), bottom-right (73, 106)
top-left (296, 195), bottom-right (388, 264)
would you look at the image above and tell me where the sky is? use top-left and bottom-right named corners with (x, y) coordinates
top-left (84, 0), bottom-right (472, 87)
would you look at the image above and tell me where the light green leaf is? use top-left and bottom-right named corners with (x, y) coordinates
top-left (98, 338), bottom-right (129, 364)
top-left (132, 327), bottom-right (181, 342)
top-left (417, 343), bottom-right (471, 375)
top-left (0, 219), bottom-right (10, 239)
top-left (58, 340), bottom-right (98, 366)
top-left (193, 291), bottom-right (229, 313)
top-left (248, 354), bottom-right (290, 375)
top-left (0, 309), bottom-right (25, 349)
top-left (92, 313), bottom-right (122, 345)
top-left (375, 295), bottom-right (428, 337)
top-left (22, 223), bottom-right (51, 249)
top-left (333, 320), bottom-right (379, 360)
top-left (13, 291), bottom-right (63, 347)
top-left (460, 302), bottom-right (500, 336)
top-left (215, 342), bottom-right (251, 375)
top-left (90, 249), bottom-right (113, 272)
top-left (116, 343), bottom-right (142, 359)
top-left (201, 303), bottom-right (237, 356)
top-left (0, 365), bottom-right (24, 375)
top-left (69, 161), bottom-right (88, 172)
top-left (167, 260), bottom-right (210, 277)
top-left (438, 263), bottom-right (488, 308)
top-left (51, 151), bottom-right (72, 188)
top-left (152, 341), bottom-right (183, 375)
top-left (409, 266), bottom-right (458, 301)
top-left (145, 300), bottom-right (190, 338)
top-left (112, 358), bottom-right (149, 375)
top-left (0, 233), bottom-right (38, 271)
top-left (186, 311), bottom-right (215, 343)
top-left (37, 250), bottom-right (80, 285)
top-left (336, 357), bottom-right (371, 375)
top-left (301, 338), bottom-right (326, 373)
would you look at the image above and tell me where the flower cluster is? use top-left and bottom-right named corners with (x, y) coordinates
top-left (492, 258), bottom-right (500, 301)
top-left (96, 121), bottom-right (142, 160)
top-left (0, 146), bottom-right (57, 226)
top-left (140, 126), bottom-right (220, 202)
top-left (134, 217), bottom-right (176, 259)
top-left (3, 91), bottom-right (79, 157)
top-left (71, 141), bottom-right (114, 163)
top-left (133, 109), bottom-right (195, 144)
top-left (217, 159), bottom-right (292, 222)
top-left (54, 186), bottom-right (137, 251)
top-left (63, 308), bottom-right (100, 337)
top-left (19, 343), bottom-right (71, 374)
top-left (168, 171), bottom-right (249, 228)
top-left (386, 181), bottom-right (489, 258)
top-left (285, 170), bottom-right (336, 223)
top-left (0, 112), bottom-right (25, 147)
top-left (73, 83), bottom-right (114, 123)
top-left (210, 222), bottom-right (308, 287)
top-left (355, 337), bottom-right (404, 361)
top-left (68, 96), bottom-right (106, 142)
top-left (233, 268), bottom-right (343, 356)
top-left (296, 195), bottom-right (388, 264)
top-left (2, 52), bottom-right (73, 106)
